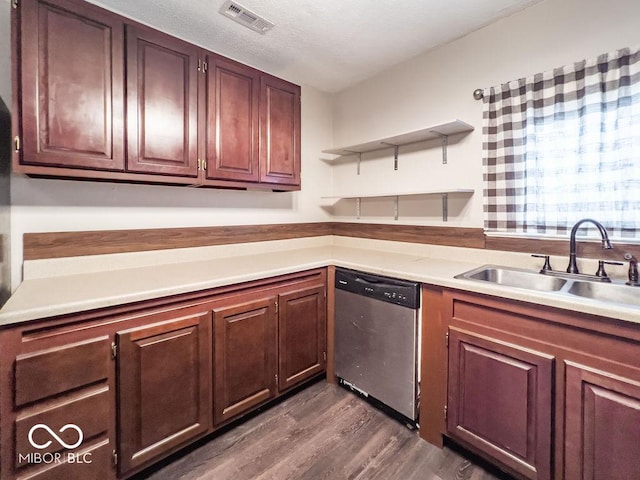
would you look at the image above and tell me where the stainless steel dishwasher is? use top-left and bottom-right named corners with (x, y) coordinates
top-left (334, 267), bottom-right (420, 423)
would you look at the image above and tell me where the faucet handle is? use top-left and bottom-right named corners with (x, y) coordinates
top-left (623, 253), bottom-right (639, 286)
top-left (532, 254), bottom-right (552, 273)
top-left (595, 260), bottom-right (623, 279)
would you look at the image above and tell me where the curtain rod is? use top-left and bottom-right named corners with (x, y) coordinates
top-left (473, 89), bottom-right (484, 100)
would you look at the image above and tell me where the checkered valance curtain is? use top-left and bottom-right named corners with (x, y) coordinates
top-left (482, 46), bottom-right (640, 239)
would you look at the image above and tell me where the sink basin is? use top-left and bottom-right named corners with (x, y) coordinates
top-left (455, 266), bottom-right (567, 292)
top-left (567, 281), bottom-right (640, 307)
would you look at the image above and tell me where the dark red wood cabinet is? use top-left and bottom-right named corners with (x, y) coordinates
top-left (116, 309), bottom-right (212, 474)
top-left (564, 361), bottom-right (640, 480)
top-left (0, 269), bottom-right (326, 480)
top-left (0, 327), bottom-right (116, 480)
top-left (13, 0), bottom-right (301, 190)
top-left (447, 328), bottom-right (553, 480)
top-left (428, 290), bottom-right (640, 480)
top-left (212, 281), bottom-right (327, 426)
top-left (18, 0), bottom-right (125, 172)
top-left (204, 55), bottom-right (260, 183)
top-left (260, 75), bottom-right (301, 186)
top-left (125, 25), bottom-right (199, 178)
top-left (213, 297), bottom-right (278, 425)
top-left (278, 285), bottom-right (326, 391)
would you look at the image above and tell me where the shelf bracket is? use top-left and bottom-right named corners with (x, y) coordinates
top-left (442, 193), bottom-right (449, 222)
top-left (380, 142), bottom-right (400, 170)
top-left (394, 196), bottom-right (399, 221)
top-left (430, 131), bottom-right (449, 164)
top-left (343, 150), bottom-right (361, 175)
top-left (356, 197), bottom-right (361, 219)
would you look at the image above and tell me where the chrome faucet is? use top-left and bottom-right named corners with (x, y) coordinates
top-left (566, 219), bottom-right (613, 274)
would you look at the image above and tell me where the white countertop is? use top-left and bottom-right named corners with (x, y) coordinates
top-left (1, 237), bottom-right (638, 326)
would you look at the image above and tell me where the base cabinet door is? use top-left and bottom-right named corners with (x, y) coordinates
top-left (565, 361), bottom-right (640, 480)
top-left (447, 328), bottom-right (553, 480)
top-left (278, 285), bottom-right (326, 392)
top-left (117, 310), bottom-right (212, 474)
top-left (213, 297), bottom-right (278, 425)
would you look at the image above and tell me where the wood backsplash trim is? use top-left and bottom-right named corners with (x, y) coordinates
top-left (486, 236), bottom-right (640, 261)
top-left (24, 222), bottom-right (485, 260)
top-left (24, 222), bottom-right (639, 261)
top-left (23, 223), bottom-right (333, 260)
top-left (332, 223), bottom-right (486, 249)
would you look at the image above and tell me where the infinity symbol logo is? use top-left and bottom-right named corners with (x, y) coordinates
top-left (28, 424), bottom-right (84, 450)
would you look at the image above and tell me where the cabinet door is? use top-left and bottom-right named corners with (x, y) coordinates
top-left (447, 328), bottom-right (553, 480)
top-left (205, 55), bottom-right (260, 182)
top-left (565, 361), bottom-right (640, 480)
top-left (213, 297), bottom-right (277, 425)
top-left (259, 75), bottom-right (301, 187)
top-left (278, 285), bottom-right (326, 391)
top-left (126, 25), bottom-right (199, 177)
top-left (19, 0), bottom-right (124, 171)
top-left (117, 311), bottom-right (211, 474)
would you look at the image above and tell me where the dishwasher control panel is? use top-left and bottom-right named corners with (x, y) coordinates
top-left (335, 267), bottom-right (419, 309)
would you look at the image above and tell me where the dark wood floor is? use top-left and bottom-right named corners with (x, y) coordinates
top-left (138, 381), bottom-right (509, 480)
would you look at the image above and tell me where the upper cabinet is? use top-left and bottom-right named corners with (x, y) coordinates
top-left (260, 75), bottom-right (301, 186)
top-left (19, 0), bottom-right (125, 171)
top-left (125, 25), bottom-right (199, 178)
top-left (13, 0), bottom-right (301, 191)
top-left (204, 54), bottom-right (260, 183)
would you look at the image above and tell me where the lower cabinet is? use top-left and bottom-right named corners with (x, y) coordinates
top-left (277, 286), bottom-right (326, 391)
top-left (564, 361), bottom-right (640, 480)
top-left (447, 328), bottom-right (553, 480)
top-left (116, 308), bottom-right (212, 474)
top-left (212, 283), bottom-right (327, 425)
top-left (0, 268), bottom-right (326, 480)
top-left (213, 297), bottom-right (278, 425)
top-left (4, 333), bottom-right (115, 480)
top-left (434, 290), bottom-right (640, 480)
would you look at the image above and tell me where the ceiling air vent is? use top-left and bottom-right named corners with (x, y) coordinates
top-left (219, 1), bottom-right (274, 34)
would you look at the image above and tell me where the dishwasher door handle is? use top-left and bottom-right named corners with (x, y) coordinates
top-left (354, 275), bottom-right (390, 287)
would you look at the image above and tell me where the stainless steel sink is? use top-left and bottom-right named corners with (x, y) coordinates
top-left (567, 281), bottom-right (640, 307)
top-left (455, 266), bottom-right (567, 292)
top-left (456, 265), bottom-right (640, 310)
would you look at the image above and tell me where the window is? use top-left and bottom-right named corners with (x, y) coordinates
top-left (483, 46), bottom-right (640, 240)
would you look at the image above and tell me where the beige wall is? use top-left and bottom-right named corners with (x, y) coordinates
top-left (329, 0), bottom-right (640, 227)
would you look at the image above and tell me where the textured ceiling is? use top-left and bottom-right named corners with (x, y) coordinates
top-left (88, 0), bottom-right (541, 92)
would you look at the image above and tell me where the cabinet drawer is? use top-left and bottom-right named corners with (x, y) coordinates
top-left (15, 439), bottom-right (112, 480)
top-left (15, 387), bottom-right (110, 469)
top-left (15, 336), bottom-right (110, 406)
